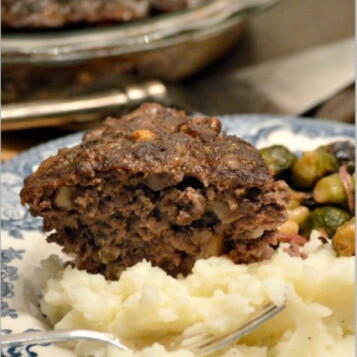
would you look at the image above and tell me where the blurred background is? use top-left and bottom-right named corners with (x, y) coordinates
top-left (1, 0), bottom-right (355, 161)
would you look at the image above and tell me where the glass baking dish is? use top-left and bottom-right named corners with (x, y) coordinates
top-left (2, 0), bottom-right (278, 105)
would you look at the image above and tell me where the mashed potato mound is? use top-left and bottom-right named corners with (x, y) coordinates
top-left (40, 232), bottom-right (355, 357)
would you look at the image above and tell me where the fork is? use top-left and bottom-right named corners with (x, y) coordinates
top-left (1, 302), bottom-right (284, 356)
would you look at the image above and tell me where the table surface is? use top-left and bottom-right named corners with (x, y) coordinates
top-left (1, 0), bottom-right (355, 161)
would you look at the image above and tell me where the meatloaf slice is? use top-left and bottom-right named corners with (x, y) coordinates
top-left (2, 0), bottom-right (149, 28)
top-left (2, 0), bottom-right (199, 28)
top-left (21, 103), bottom-right (289, 279)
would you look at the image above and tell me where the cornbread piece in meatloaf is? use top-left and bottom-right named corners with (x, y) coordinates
top-left (2, 0), bottom-right (196, 28)
top-left (21, 103), bottom-right (289, 279)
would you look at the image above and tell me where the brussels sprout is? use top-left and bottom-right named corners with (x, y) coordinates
top-left (260, 145), bottom-right (297, 177)
top-left (301, 206), bottom-right (351, 238)
top-left (320, 141), bottom-right (355, 173)
top-left (332, 217), bottom-right (355, 256)
top-left (291, 149), bottom-right (338, 189)
top-left (313, 173), bottom-right (347, 205)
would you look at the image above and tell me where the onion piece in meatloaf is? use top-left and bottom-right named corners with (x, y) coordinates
top-left (21, 103), bottom-right (289, 279)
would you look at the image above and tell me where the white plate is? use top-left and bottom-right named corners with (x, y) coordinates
top-left (1, 115), bottom-right (354, 357)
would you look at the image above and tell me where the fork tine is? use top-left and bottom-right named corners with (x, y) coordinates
top-left (180, 303), bottom-right (276, 350)
top-left (180, 333), bottom-right (211, 348)
top-left (190, 303), bottom-right (285, 356)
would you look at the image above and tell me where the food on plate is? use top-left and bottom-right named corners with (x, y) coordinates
top-left (39, 233), bottom-right (355, 357)
top-left (259, 145), bottom-right (297, 177)
top-left (320, 140), bottom-right (355, 173)
top-left (260, 141), bottom-right (355, 257)
top-left (20, 103), bottom-right (289, 279)
top-left (287, 205), bottom-right (310, 225)
top-left (313, 173), bottom-right (348, 205)
top-left (300, 206), bottom-right (351, 238)
top-left (291, 149), bottom-right (338, 189)
top-left (15, 111), bottom-right (355, 356)
top-left (332, 217), bottom-right (355, 257)
top-left (2, 0), bottom-right (205, 28)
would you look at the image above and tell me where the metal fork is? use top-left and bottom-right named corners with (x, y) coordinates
top-left (1, 302), bottom-right (284, 356)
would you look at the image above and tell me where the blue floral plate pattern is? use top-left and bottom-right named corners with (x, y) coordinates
top-left (1, 115), bottom-right (354, 356)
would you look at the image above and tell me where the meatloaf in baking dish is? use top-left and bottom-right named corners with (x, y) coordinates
top-left (21, 103), bottom-right (289, 279)
top-left (2, 0), bottom-right (200, 28)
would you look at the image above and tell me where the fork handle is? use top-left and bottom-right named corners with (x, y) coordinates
top-left (1, 80), bottom-right (167, 130)
top-left (0, 329), bottom-right (128, 350)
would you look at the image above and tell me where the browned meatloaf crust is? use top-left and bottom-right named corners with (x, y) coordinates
top-left (2, 0), bottom-right (195, 28)
top-left (21, 103), bottom-right (289, 279)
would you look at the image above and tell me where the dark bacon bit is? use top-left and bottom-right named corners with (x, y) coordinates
top-left (277, 232), bottom-right (308, 246)
top-left (301, 194), bottom-right (319, 209)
